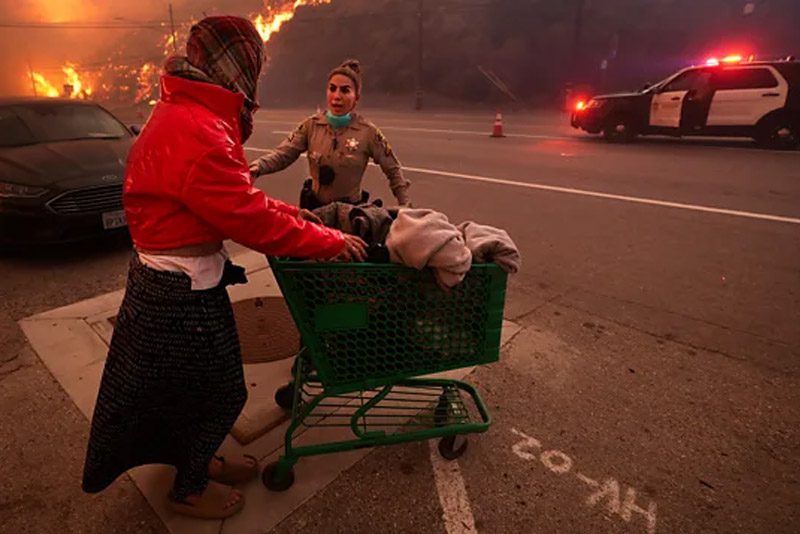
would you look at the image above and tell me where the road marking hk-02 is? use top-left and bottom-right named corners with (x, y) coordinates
top-left (510, 428), bottom-right (658, 534)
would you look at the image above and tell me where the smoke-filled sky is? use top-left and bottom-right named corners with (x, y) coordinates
top-left (0, 0), bottom-right (262, 95)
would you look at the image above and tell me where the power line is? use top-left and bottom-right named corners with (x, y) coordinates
top-left (0, 20), bottom-right (191, 29)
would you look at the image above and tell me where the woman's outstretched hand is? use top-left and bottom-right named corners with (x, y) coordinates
top-left (297, 209), bottom-right (323, 224)
top-left (335, 234), bottom-right (367, 262)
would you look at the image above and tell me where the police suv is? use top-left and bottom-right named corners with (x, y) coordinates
top-left (571, 56), bottom-right (800, 149)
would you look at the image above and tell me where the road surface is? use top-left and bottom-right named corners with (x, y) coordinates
top-left (1, 108), bottom-right (798, 534)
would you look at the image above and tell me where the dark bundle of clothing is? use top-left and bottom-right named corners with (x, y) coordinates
top-left (312, 201), bottom-right (398, 262)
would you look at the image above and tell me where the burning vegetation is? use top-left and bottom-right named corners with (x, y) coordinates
top-left (24, 0), bottom-right (330, 103)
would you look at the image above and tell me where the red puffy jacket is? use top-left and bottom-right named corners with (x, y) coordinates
top-left (124, 75), bottom-right (344, 258)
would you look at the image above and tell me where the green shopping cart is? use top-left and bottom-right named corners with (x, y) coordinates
top-left (261, 257), bottom-right (508, 491)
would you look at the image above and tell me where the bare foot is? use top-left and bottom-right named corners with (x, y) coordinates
top-left (207, 454), bottom-right (259, 485)
top-left (168, 480), bottom-right (245, 519)
top-left (208, 456), bottom-right (224, 479)
top-left (183, 482), bottom-right (242, 510)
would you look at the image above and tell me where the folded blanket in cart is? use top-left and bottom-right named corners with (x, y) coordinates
top-left (457, 221), bottom-right (521, 274)
top-left (386, 209), bottom-right (472, 288)
top-left (386, 209), bottom-right (521, 287)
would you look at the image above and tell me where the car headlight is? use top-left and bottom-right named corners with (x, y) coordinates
top-left (0, 181), bottom-right (48, 198)
top-left (586, 99), bottom-right (604, 109)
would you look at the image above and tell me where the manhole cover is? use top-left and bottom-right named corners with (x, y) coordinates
top-left (233, 296), bottom-right (300, 364)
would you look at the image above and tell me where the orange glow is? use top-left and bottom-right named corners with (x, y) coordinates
top-left (27, 0), bottom-right (95, 23)
top-left (575, 100), bottom-right (586, 111)
top-left (252, 0), bottom-right (331, 42)
top-left (722, 55), bottom-right (743, 63)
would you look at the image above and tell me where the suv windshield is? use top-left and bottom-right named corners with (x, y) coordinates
top-left (0, 102), bottom-right (129, 148)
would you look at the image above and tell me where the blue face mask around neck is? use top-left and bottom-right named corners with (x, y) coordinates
top-left (325, 110), bottom-right (352, 129)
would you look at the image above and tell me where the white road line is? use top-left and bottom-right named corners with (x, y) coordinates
top-left (242, 146), bottom-right (800, 225)
top-left (380, 125), bottom-right (565, 140)
top-left (255, 119), bottom-right (800, 155)
top-left (402, 166), bottom-right (800, 225)
top-left (429, 440), bottom-right (478, 534)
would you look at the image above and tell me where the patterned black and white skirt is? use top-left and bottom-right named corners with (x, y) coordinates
top-left (82, 255), bottom-right (247, 499)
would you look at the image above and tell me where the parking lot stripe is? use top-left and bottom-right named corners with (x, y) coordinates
top-left (429, 440), bottom-right (478, 534)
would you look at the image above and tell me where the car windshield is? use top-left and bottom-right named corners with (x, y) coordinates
top-left (0, 102), bottom-right (129, 148)
top-left (643, 74), bottom-right (674, 93)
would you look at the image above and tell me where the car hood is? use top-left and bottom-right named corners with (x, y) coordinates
top-left (0, 137), bottom-right (132, 189)
top-left (594, 91), bottom-right (649, 100)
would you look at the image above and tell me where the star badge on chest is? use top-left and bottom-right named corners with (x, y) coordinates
top-left (345, 137), bottom-right (359, 151)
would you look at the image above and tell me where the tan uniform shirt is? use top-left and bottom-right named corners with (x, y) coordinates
top-left (251, 112), bottom-right (410, 205)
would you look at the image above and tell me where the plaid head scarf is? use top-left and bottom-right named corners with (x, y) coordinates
top-left (164, 16), bottom-right (264, 142)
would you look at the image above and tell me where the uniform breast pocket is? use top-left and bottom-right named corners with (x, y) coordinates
top-left (340, 153), bottom-right (362, 169)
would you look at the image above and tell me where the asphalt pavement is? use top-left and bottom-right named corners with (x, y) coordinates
top-left (1, 107), bottom-right (798, 534)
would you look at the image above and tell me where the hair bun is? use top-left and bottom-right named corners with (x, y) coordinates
top-left (341, 59), bottom-right (360, 74)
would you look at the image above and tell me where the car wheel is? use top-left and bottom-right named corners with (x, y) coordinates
top-left (603, 117), bottom-right (637, 143)
top-left (756, 116), bottom-right (800, 150)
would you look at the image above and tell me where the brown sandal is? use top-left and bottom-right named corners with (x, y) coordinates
top-left (209, 454), bottom-right (260, 486)
top-left (167, 481), bottom-right (245, 520)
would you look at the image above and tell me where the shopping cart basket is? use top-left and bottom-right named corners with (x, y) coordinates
top-left (261, 257), bottom-right (508, 491)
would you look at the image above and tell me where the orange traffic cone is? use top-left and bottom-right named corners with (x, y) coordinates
top-left (491, 111), bottom-right (505, 138)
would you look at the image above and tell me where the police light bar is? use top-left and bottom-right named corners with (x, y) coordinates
top-left (705, 54), bottom-right (746, 66)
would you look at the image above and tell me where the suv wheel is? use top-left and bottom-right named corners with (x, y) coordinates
top-left (603, 117), bottom-right (637, 143)
top-left (756, 115), bottom-right (799, 150)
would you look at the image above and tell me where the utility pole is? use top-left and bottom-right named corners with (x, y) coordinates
top-left (415, 0), bottom-right (424, 110)
top-left (572, 0), bottom-right (587, 67)
top-left (169, 3), bottom-right (178, 53)
top-left (26, 53), bottom-right (37, 96)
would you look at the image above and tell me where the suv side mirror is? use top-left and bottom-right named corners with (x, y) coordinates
top-left (129, 125), bottom-right (141, 136)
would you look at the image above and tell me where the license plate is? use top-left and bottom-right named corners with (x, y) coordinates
top-left (102, 209), bottom-right (127, 230)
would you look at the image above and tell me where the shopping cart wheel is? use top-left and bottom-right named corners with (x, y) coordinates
top-left (274, 382), bottom-right (295, 411)
top-left (262, 461), bottom-right (295, 491)
top-left (438, 435), bottom-right (468, 460)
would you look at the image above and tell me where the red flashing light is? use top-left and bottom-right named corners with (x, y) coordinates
top-left (722, 54), bottom-right (743, 63)
top-left (576, 100), bottom-right (586, 111)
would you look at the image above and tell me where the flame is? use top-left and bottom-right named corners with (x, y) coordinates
top-left (135, 63), bottom-right (159, 103)
top-left (31, 72), bottom-right (60, 98)
top-left (252, 0), bottom-right (331, 42)
top-left (23, 2), bottom-right (330, 102)
top-left (62, 63), bottom-right (93, 98)
top-left (29, 64), bottom-right (93, 99)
